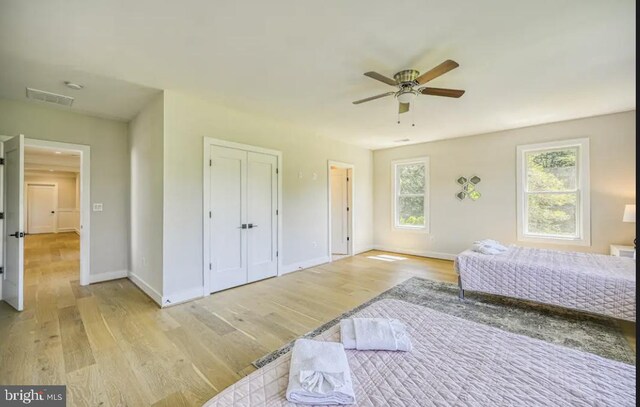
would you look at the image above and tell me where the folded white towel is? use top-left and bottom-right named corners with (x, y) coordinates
top-left (471, 243), bottom-right (505, 255)
top-left (472, 239), bottom-right (508, 254)
top-left (286, 339), bottom-right (355, 405)
top-left (340, 318), bottom-right (412, 351)
top-left (474, 239), bottom-right (508, 251)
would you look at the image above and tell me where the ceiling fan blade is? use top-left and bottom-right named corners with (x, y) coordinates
top-left (415, 60), bottom-right (459, 85)
top-left (363, 71), bottom-right (397, 86)
top-left (420, 87), bottom-right (465, 98)
top-left (399, 102), bottom-right (410, 114)
top-left (352, 92), bottom-right (395, 105)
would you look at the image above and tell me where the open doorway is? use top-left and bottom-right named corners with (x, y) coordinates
top-left (328, 161), bottom-right (353, 262)
top-left (24, 145), bottom-right (82, 302)
top-left (1, 135), bottom-right (90, 311)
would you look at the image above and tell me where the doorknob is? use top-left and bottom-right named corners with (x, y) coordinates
top-left (9, 232), bottom-right (24, 238)
top-left (51, 211), bottom-right (55, 214)
top-left (238, 224), bottom-right (248, 229)
top-left (248, 224), bottom-right (258, 229)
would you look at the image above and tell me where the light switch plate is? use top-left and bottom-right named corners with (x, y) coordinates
top-left (93, 203), bottom-right (103, 212)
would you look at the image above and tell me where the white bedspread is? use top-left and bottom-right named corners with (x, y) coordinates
top-left (456, 246), bottom-right (636, 321)
top-left (202, 299), bottom-right (635, 406)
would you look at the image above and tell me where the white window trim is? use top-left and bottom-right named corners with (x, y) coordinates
top-left (391, 156), bottom-right (430, 233)
top-left (516, 138), bottom-right (590, 246)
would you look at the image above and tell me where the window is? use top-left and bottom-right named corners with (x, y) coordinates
top-left (392, 157), bottom-right (429, 231)
top-left (516, 138), bottom-right (590, 245)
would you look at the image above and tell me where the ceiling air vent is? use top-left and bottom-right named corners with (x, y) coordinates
top-left (26, 87), bottom-right (74, 107)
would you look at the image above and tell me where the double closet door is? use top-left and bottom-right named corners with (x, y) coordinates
top-left (208, 145), bottom-right (279, 293)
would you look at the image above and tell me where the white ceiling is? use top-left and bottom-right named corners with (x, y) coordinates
top-left (25, 146), bottom-right (80, 173)
top-left (0, 0), bottom-right (635, 149)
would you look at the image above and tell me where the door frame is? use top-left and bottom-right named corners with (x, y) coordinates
top-left (203, 137), bottom-right (283, 296)
top-left (25, 182), bottom-right (59, 234)
top-left (23, 138), bottom-right (91, 286)
top-left (327, 160), bottom-right (354, 261)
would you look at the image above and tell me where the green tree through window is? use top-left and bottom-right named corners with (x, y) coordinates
top-left (525, 148), bottom-right (578, 237)
top-left (395, 161), bottom-right (427, 227)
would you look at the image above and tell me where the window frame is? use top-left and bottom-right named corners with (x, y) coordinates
top-left (516, 138), bottom-right (590, 246)
top-left (391, 156), bottom-right (430, 232)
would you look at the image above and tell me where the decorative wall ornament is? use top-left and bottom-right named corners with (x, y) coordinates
top-left (456, 175), bottom-right (481, 201)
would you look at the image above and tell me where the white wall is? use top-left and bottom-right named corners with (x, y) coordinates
top-left (373, 111), bottom-right (636, 257)
top-left (162, 90), bottom-right (374, 303)
top-left (0, 98), bottom-right (130, 277)
top-left (25, 171), bottom-right (79, 232)
top-left (128, 92), bottom-right (164, 301)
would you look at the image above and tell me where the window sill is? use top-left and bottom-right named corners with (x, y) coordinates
top-left (393, 225), bottom-right (429, 234)
top-left (517, 234), bottom-right (591, 247)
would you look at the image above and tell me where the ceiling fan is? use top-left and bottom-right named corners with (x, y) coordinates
top-left (352, 59), bottom-right (465, 114)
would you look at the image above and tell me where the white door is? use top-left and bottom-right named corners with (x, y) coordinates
top-left (209, 146), bottom-right (247, 292)
top-left (27, 184), bottom-right (57, 234)
top-left (247, 152), bottom-right (278, 282)
top-left (331, 168), bottom-right (349, 255)
top-left (3, 135), bottom-right (25, 311)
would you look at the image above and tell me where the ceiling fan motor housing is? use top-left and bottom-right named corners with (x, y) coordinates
top-left (393, 69), bottom-right (420, 85)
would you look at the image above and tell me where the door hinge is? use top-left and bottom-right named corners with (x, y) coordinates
top-left (346, 207), bottom-right (350, 211)
top-left (209, 159), bottom-right (212, 166)
top-left (209, 211), bottom-right (212, 218)
top-left (0, 157), bottom-right (4, 165)
top-left (276, 251), bottom-right (278, 257)
top-left (209, 263), bottom-right (212, 270)
top-left (276, 209), bottom-right (278, 215)
top-left (276, 168), bottom-right (279, 174)
top-left (0, 266), bottom-right (3, 274)
top-left (0, 212), bottom-right (3, 219)
top-left (347, 177), bottom-right (349, 181)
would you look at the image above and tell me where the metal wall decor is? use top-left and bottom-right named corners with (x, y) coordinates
top-left (456, 175), bottom-right (482, 201)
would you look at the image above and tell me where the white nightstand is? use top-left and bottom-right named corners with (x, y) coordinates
top-left (610, 245), bottom-right (636, 259)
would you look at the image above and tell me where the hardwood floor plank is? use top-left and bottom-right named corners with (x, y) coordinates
top-left (58, 305), bottom-right (96, 373)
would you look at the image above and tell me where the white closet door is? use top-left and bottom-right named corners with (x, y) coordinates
top-left (27, 184), bottom-right (57, 234)
top-left (331, 168), bottom-right (349, 254)
top-left (209, 146), bottom-right (247, 292)
top-left (246, 152), bottom-right (278, 282)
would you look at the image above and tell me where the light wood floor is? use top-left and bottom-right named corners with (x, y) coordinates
top-left (0, 233), bottom-right (635, 406)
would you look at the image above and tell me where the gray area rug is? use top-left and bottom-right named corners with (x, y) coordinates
top-left (253, 277), bottom-right (635, 368)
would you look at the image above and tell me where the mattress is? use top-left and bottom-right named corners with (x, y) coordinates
top-left (202, 299), bottom-right (635, 406)
top-left (455, 246), bottom-right (636, 321)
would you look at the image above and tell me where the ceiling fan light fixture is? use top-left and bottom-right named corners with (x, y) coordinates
top-left (396, 89), bottom-right (417, 103)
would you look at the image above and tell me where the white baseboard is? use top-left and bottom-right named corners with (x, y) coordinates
top-left (0, 280), bottom-right (2, 301)
top-left (161, 287), bottom-right (204, 308)
top-left (128, 272), bottom-right (163, 306)
top-left (354, 246), bottom-right (375, 255)
top-left (89, 269), bottom-right (128, 284)
top-left (281, 255), bottom-right (331, 275)
top-left (372, 245), bottom-right (457, 261)
top-left (57, 227), bottom-right (76, 233)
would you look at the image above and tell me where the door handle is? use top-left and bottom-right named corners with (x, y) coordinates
top-left (51, 211), bottom-right (55, 214)
top-left (9, 232), bottom-right (24, 238)
top-left (238, 224), bottom-right (248, 229)
top-left (248, 224), bottom-right (258, 229)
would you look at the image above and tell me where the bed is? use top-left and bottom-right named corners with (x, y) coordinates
top-left (455, 245), bottom-right (636, 321)
top-left (202, 299), bottom-right (635, 406)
